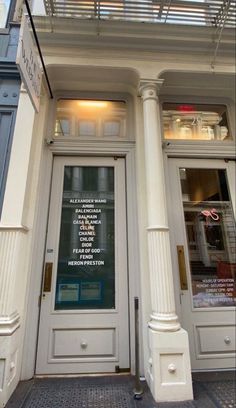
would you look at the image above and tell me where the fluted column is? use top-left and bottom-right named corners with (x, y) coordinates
top-left (139, 79), bottom-right (180, 332)
top-left (0, 226), bottom-right (27, 334)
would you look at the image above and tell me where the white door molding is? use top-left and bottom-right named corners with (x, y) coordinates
top-left (21, 141), bottom-right (139, 380)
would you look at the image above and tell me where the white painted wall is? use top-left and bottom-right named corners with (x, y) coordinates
top-left (0, 88), bottom-right (35, 407)
top-left (0, 86), bottom-right (49, 407)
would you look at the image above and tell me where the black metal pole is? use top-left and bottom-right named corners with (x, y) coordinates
top-left (24, 0), bottom-right (54, 99)
top-left (133, 297), bottom-right (143, 399)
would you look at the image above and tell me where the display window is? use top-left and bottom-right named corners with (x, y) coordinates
top-left (179, 167), bottom-right (236, 308)
top-left (55, 165), bottom-right (115, 310)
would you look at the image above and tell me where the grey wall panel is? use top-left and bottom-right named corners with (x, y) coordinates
top-left (0, 34), bottom-right (9, 57)
top-left (0, 78), bottom-right (20, 216)
top-left (0, 109), bottom-right (16, 214)
top-left (0, 24), bottom-right (20, 60)
top-left (0, 78), bottom-right (20, 105)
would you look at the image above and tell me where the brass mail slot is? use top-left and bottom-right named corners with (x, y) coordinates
top-left (43, 262), bottom-right (53, 292)
top-left (177, 245), bottom-right (188, 290)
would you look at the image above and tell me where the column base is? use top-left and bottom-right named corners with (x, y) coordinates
top-left (149, 312), bottom-right (180, 332)
top-left (147, 328), bottom-right (193, 402)
top-left (0, 325), bottom-right (21, 408)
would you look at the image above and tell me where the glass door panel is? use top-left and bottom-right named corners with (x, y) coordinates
top-left (55, 166), bottom-right (115, 310)
top-left (179, 168), bottom-right (236, 308)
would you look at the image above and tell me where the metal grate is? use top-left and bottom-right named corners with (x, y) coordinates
top-left (43, 0), bottom-right (235, 28)
top-left (6, 375), bottom-right (236, 408)
top-left (23, 382), bottom-right (134, 408)
top-left (202, 381), bottom-right (236, 408)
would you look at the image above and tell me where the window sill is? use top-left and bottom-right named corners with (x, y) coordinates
top-left (163, 139), bottom-right (236, 158)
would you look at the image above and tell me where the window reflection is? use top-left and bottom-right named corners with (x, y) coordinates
top-left (180, 168), bottom-right (236, 308)
top-left (163, 103), bottom-right (231, 141)
top-left (55, 166), bottom-right (115, 310)
top-left (55, 99), bottom-right (126, 138)
top-left (0, 0), bottom-right (10, 27)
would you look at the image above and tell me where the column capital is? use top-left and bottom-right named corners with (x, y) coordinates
top-left (138, 79), bottom-right (164, 100)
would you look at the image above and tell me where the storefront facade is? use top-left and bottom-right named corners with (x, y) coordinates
top-left (0, 1), bottom-right (235, 406)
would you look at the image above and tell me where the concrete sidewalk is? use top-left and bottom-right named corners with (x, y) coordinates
top-left (6, 371), bottom-right (235, 408)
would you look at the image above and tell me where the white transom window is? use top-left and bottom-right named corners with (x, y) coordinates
top-left (162, 103), bottom-right (232, 142)
top-left (54, 99), bottom-right (127, 139)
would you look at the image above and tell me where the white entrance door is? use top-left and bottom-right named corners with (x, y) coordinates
top-left (36, 156), bottom-right (130, 374)
top-left (168, 158), bottom-right (236, 370)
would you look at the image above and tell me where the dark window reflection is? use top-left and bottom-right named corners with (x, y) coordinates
top-left (180, 168), bottom-right (236, 308)
top-left (55, 166), bottom-right (115, 310)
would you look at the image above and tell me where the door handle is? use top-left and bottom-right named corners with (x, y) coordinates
top-left (177, 246), bottom-right (188, 290)
top-left (43, 262), bottom-right (53, 292)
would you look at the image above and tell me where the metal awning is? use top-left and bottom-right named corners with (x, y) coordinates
top-left (43, 0), bottom-right (235, 28)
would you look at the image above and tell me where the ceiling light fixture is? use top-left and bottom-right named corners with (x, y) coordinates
top-left (77, 101), bottom-right (108, 108)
